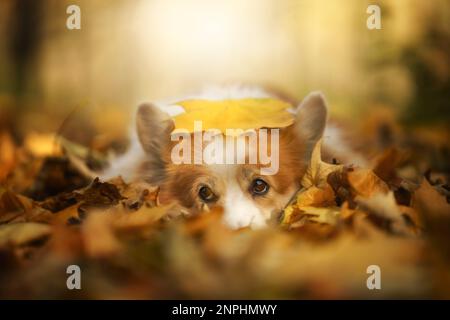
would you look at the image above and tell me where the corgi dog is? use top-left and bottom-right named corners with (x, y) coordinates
top-left (102, 85), bottom-right (365, 229)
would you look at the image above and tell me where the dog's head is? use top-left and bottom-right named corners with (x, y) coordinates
top-left (135, 92), bottom-right (328, 229)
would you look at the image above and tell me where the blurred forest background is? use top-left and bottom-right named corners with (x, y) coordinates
top-left (0, 0), bottom-right (449, 148)
top-left (0, 0), bottom-right (449, 299)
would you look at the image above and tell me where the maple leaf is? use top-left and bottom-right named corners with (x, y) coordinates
top-left (172, 98), bottom-right (294, 133)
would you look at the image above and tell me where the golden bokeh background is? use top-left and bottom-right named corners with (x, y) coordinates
top-left (0, 1), bottom-right (449, 300)
top-left (0, 0), bottom-right (448, 142)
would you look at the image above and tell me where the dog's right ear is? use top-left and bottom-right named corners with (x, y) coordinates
top-left (136, 103), bottom-right (174, 181)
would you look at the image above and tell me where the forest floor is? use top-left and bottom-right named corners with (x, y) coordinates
top-left (0, 109), bottom-right (449, 299)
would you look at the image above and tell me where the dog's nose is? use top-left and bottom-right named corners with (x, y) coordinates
top-left (222, 204), bottom-right (267, 230)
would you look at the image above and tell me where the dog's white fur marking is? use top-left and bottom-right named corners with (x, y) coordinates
top-left (223, 181), bottom-right (267, 229)
top-left (101, 130), bottom-right (146, 181)
top-left (209, 164), bottom-right (267, 229)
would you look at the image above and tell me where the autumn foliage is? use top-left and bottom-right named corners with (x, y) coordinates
top-left (0, 114), bottom-right (449, 299)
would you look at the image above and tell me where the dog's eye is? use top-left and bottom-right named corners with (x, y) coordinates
top-left (250, 178), bottom-right (269, 196)
top-left (198, 185), bottom-right (216, 203)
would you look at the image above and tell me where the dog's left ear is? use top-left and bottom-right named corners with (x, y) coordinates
top-left (294, 91), bottom-right (328, 159)
top-left (136, 103), bottom-right (175, 184)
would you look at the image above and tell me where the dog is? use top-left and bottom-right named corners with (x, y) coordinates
top-left (101, 85), bottom-right (365, 229)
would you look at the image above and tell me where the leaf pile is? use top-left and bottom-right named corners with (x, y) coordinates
top-left (0, 124), bottom-right (449, 299)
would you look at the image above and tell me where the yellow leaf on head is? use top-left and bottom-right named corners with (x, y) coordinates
top-left (172, 98), bottom-right (294, 134)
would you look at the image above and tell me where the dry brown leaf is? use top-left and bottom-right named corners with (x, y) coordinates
top-left (0, 131), bottom-right (16, 182)
top-left (296, 184), bottom-right (336, 208)
top-left (0, 222), bottom-right (51, 248)
top-left (356, 192), bottom-right (418, 235)
top-left (113, 205), bottom-right (168, 230)
top-left (413, 179), bottom-right (450, 220)
top-left (347, 168), bottom-right (390, 198)
top-left (357, 192), bottom-right (402, 221)
top-left (372, 147), bottom-right (406, 184)
top-left (82, 210), bottom-right (122, 257)
top-left (281, 204), bottom-right (340, 227)
top-left (297, 206), bottom-right (341, 225)
top-left (339, 201), bottom-right (365, 221)
top-left (282, 140), bottom-right (342, 226)
top-left (0, 189), bottom-right (53, 224)
top-left (301, 139), bottom-right (344, 189)
top-left (50, 204), bottom-right (80, 225)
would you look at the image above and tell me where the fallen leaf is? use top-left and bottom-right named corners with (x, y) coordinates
top-left (0, 189), bottom-right (53, 224)
top-left (356, 192), bottom-right (418, 235)
top-left (282, 140), bottom-right (342, 226)
top-left (76, 177), bottom-right (125, 212)
top-left (297, 206), bottom-right (341, 225)
top-left (413, 179), bottom-right (450, 220)
top-left (347, 168), bottom-right (390, 198)
top-left (82, 210), bottom-right (122, 257)
top-left (173, 98), bottom-right (294, 134)
top-left (113, 205), bottom-right (169, 230)
top-left (0, 222), bottom-right (51, 248)
top-left (0, 131), bottom-right (16, 182)
top-left (301, 139), bottom-right (344, 189)
top-left (27, 156), bottom-right (90, 200)
top-left (296, 185), bottom-right (336, 208)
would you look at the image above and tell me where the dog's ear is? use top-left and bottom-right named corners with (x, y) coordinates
top-left (136, 103), bottom-right (174, 183)
top-left (294, 91), bottom-right (328, 159)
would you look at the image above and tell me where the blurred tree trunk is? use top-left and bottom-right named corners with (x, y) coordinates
top-left (8, 0), bottom-right (44, 102)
